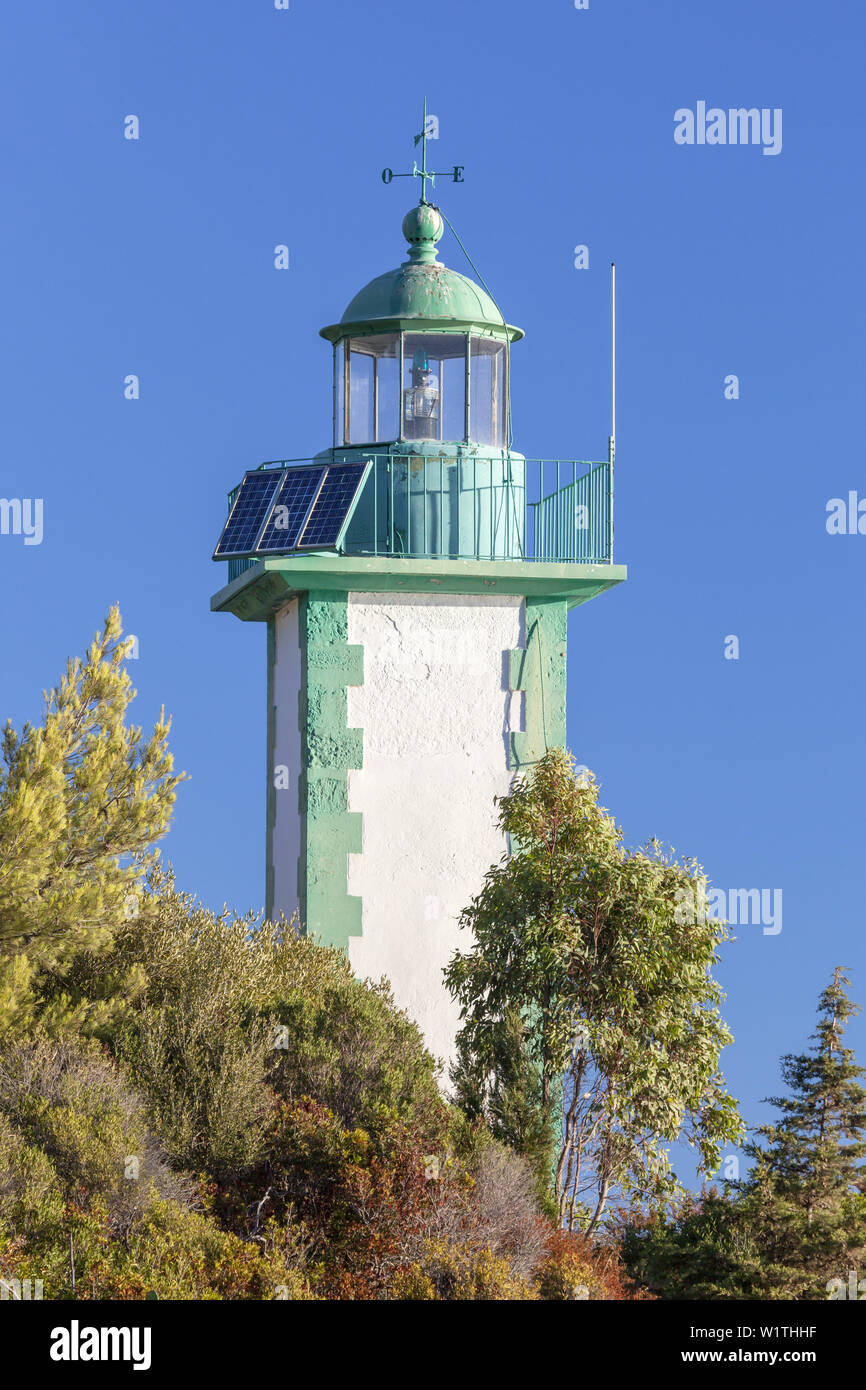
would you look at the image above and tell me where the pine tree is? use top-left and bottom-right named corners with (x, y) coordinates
top-left (619, 972), bottom-right (866, 1300)
top-left (0, 607), bottom-right (182, 1034)
top-left (733, 967), bottom-right (866, 1297)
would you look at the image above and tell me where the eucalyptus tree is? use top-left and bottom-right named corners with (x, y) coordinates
top-left (445, 749), bottom-right (742, 1231)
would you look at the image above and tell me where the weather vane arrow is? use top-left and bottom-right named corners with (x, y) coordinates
top-left (381, 97), bottom-right (464, 203)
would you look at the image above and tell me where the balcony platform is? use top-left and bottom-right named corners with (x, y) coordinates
top-left (211, 551), bottom-right (627, 623)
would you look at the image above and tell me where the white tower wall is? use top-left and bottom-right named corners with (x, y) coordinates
top-left (346, 592), bottom-right (524, 1069)
top-left (268, 589), bottom-right (525, 1073)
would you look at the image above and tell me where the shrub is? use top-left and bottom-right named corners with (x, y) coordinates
top-left (64, 873), bottom-right (446, 1179)
top-left (535, 1227), bottom-right (649, 1300)
top-left (0, 1033), bottom-right (188, 1237)
top-left (390, 1238), bottom-right (534, 1300)
top-left (0, 1197), bottom-right (312, 1301)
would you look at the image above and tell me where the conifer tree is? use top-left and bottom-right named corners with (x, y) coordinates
top-left (0, 607), bottom-right (181, 1033)
top-left (735, 967), bottom-right (866, 1297)
top-left (620, 970), bottom-right (866, 1299)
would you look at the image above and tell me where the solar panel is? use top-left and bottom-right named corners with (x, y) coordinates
top-left (258, 466), bottom-right (325, 551)
top-left (214, 459), bottom-right (372, 561)
top-left (298, 462), bottom-right (369, 548)
top-left (213, 470), bottom-right (281, 557)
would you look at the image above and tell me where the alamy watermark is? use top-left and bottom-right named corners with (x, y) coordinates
top-left (674, 103), bottom-right (782, 157)
top-left (827, 1270), bottom-right (866, 1300)
top-left (675, 882), bottom-right (782, 936)
top-left (1, 1277), bottom-right (43, 1300)
top-left (50, 1323), bottom-right (151, 1371)
top-left (0, 498), bottom-right (43, 545)
top-left (826, 492), bottom-right (866, 535)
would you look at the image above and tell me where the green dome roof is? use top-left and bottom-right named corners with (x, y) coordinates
top-left (319, 204), bottom-right (523, 343)
top-left (340, 260), bottom-right (504, 328)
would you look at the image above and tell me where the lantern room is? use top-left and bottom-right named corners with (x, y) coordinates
top-left (330, 330), bottom-right (512, 448)
top-left (319, 203), bottom-right (522, 450)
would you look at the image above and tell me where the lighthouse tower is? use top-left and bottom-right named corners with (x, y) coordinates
top-left (211, 125), bottom-right (626, 1065)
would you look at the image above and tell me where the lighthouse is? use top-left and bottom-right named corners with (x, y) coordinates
top-left (211, 118), bottom-right (626, 1065)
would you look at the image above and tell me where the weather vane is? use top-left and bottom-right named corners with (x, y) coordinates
top-left (381, 97), bottom-right (464, 204)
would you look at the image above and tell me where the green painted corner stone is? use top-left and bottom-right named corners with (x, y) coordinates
top-left (306, 731), bottom-right (364, 773)
top-left (299, 592), bottom-right (364, 950)
top-left (307, 646), bottom-right (364, 682)
top-left (305, 770), bottom-right (349, 816)
top-left (306, 595), bottom-right (348, 638)
top-left (508, 599), bottom-right (568, 769)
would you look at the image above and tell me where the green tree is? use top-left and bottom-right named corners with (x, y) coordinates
top-left (733, 967), bottom-right (866, 1298)
top-left (445, 749), bottom-right (742, 1232)
top-left (615, 1189), bottom-right (755, 1300)
top-left (619, 970), bottom-right (866, 1300)
top-left (0, 607), bottom-right (181, 1035)
top-left (450, 1004), bottom-right (558, 1214)
top-left (58, 869), bottom-right (446, 1177)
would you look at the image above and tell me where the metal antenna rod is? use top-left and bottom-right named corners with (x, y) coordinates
top-left (609, 261), bottom-right (616, 466)
top-left (417, 96), bottom-right (430, 203)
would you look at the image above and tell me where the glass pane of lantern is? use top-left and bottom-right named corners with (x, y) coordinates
top-left (376, 354), bottom-right (399, 441)
top-left (335, 341), bottom-right (346, 446)
top-left (402, 333), bottom-right (466, 442)
top-left (348, 350), bottom-right (373, 443)
top-left (440, 355), bottom-right (466, 441)
top-left (343, 334), bottom-right (400, 444)
top-left (470, 337), bottom-right (507, 447)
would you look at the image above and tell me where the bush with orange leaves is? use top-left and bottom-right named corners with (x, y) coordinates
top-left (213, 1097), bottom-right (544, 1300)
top-left (535, 1227), bottom-right (653, 1301)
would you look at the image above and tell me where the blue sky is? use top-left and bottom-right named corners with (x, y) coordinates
top-left (1, 0), bottom-right (863, 1187)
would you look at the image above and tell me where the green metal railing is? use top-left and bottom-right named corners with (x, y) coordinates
top-left (528, 460), bottom-right (612, 564)
top-left (224, 453), bottom-right (613, 583)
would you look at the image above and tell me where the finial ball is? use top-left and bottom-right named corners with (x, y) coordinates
top-left (402, 204), bottom-right (444, 246)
